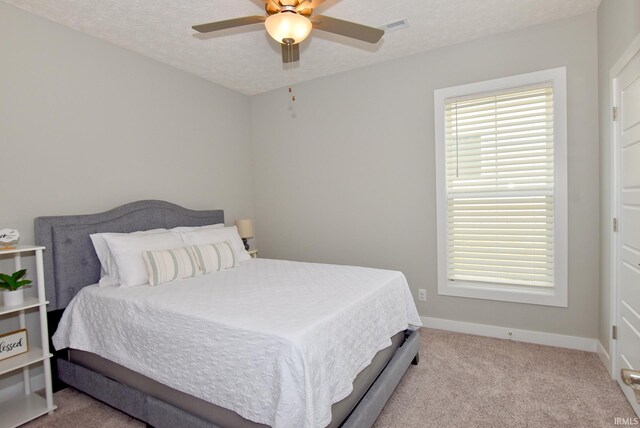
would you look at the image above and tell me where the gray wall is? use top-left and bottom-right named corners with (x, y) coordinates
top-left (251, 12), bottom-right (599, 338)
top-left (0, 3), bottom-right (255, 231)
top-left (598, 0), bottom-right (640, 354)
top-left (0, 3), bottom-right (254, 397)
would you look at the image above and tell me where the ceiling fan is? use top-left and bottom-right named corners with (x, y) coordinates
top-left (192, 0), bottom-right (384, 64)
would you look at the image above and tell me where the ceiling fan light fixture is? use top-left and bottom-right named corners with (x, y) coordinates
top-left (265, 11), bottom-right (312, 44)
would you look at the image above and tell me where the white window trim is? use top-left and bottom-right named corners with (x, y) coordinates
top-left (434, 67), bottom-right (568, 307)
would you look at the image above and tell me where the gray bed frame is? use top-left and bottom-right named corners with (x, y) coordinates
top-left (35, 200), bottom-right (419, 428)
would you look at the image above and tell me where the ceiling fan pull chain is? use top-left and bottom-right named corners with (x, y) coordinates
top-left (285, 40), bottom-right (296, 102)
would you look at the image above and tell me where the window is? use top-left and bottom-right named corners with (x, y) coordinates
top-left (434, 68), bottom-right (567, 307)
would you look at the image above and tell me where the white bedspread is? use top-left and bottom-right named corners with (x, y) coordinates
top-left (53, 259), bottom-right (421, 428)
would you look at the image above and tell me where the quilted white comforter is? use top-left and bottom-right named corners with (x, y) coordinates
top-left (53, 258), bottom-right (421, 428)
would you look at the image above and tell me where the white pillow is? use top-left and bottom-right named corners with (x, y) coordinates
top-left (178, 226), bottom-right (251, 262)
top-left (103, 231), bottom-right (184, 287)
top-left (170, 223), bottom-right (224, 233)
top-left (90, 228), bottom-right (166, 287)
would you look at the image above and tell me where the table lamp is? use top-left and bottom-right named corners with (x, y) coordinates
top-left (235, 219), bottom-right (253, 251)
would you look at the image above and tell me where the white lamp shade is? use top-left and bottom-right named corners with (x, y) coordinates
top-left (265, 12), bottom-right (312, 44)
top-left (235, 219), bottom-right (254, 239)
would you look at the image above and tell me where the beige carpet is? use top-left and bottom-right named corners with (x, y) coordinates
top-left (23, 328), bottom-right (635, 428)
top-left (374, 329), bottom-right (635, 428)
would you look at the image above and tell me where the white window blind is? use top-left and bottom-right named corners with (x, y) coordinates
top-left (444, 83), bottom-right (554, 288)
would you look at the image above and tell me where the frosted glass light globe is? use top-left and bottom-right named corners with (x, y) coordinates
top-left (265, 12), bottom-right (312, 44)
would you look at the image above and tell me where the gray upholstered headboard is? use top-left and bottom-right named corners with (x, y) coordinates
top-left (34, 200), bottom-right (224, 311)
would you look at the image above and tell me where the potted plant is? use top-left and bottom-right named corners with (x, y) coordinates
top-left (0, 269), bottom-right (32, 306)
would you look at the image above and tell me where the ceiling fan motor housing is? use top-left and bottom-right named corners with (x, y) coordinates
top-left (265, 2), bottom-right (313, 17)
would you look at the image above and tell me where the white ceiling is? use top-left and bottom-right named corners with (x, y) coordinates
top-left (5, 0), bottom-right (600, 95)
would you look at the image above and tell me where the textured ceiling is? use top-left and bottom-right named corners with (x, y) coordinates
top-left (4, 0), bottom-right (600, 95)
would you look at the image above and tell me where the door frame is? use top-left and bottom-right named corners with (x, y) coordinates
top-left (610, 32), bottom-right (640, 381)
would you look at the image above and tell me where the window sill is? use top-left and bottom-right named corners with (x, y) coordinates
top-left (438, 280), bottom-right (567, 307)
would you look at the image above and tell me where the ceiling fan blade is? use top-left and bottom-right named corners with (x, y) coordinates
top-left (311, 15), bottom-right (384, 43)
top-left (192, 16), bottom-right (265, 33)
top-left (281, 43), bottom-right (300, 63)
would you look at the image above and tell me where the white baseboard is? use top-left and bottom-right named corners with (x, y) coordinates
top-left (597, 341), bottom-right (613, 377)
top-left (0, 373), bottom-right (45, 402)
top-left (421, 316), bottom-right (598, 352)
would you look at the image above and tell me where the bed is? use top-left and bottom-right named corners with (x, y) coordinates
top-left (35, 200), bottom-right (421, 428)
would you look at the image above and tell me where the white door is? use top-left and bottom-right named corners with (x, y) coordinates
top-left (615, 35), bottom-right (640, 416)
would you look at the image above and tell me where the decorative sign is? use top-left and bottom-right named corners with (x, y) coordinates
top-left (0, 229), bottom-right (19, 249)
top-left (0, 329), bottom-right (28, 361)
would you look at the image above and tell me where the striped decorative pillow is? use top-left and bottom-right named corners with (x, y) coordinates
top-left (143, 246), bottom-right (201, 286)
top-left (191, 241), bottom-right (238, 274)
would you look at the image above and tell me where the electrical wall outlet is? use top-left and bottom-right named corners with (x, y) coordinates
top-left (418, 289), bottom-right (427, 301)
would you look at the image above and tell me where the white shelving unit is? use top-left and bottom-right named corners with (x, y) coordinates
top-left (0, 245), bottom-right (56, 427)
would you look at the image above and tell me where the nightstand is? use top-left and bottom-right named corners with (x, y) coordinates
top-left (248, 249), bottom-right (258, 258)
